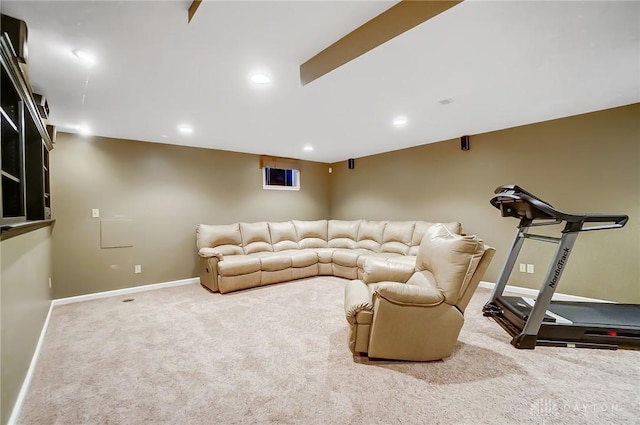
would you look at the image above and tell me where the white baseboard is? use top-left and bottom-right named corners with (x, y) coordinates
top-left (8, 301), bottom-right (54, 425)
top-left (52, 277), bottom-right (199, 306)
top-left (478, 281), bottom-right (609, 303)
top-left (8, 276), bottom-right (199, 424)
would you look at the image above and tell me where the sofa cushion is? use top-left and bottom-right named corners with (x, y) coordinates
top-left (332, 249), bottom-right (361, 267)
top-left (196, 224), bottom-right (243, 255)
top-left (356, 220), bottom-right (387, 252)
top-left (415, 223), bottom-right (486, 305)
top-left (286, 250), bottom-right (318, 268)
top-left (409, 221), bottom-right (462, 255)
top-left (328, 220), bottom-right (361, 249)
top-left (380, 221), bottom-right (415, 255)
top-left (218, 256), bottom-right (261, 276)
top-left (293, 220), bottom-right (328, 248)
top-left (260, 254), bottom-right (292, 272)
top-left (240, 222), bottom-right (273, 254)
top-left (315, 248), bottom-right (334, 263)
top-left (269, 222), bottom-right (300, 252)
top-left (355, 251), bottom-right (401, 268)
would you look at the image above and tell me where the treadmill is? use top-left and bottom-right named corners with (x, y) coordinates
top-left (482, 184), bottom-right (640, 349)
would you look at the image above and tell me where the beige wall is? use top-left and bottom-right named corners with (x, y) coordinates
top-left (50, 134), bottom-right (331, 298)
top-left (1, 226), bottom-right (53, 424)
top-left (331, 104), bottom-right (640, 303)
top-left (49, 105), bottom-right (639, 302)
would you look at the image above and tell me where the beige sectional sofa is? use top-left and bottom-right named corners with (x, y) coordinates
top-left (196, 219), bottom-right (462, 294)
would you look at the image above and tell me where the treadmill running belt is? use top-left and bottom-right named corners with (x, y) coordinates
top-left (548, 302), bottom-right (640, 328)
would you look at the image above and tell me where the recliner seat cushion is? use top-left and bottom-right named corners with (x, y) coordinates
top-left (217, 256), bottom-right (261, 276)
top-left (332, 249), bottom-right (361, 267)
top-left (286, 250), bottom-right (318, 268)
top-left (260, 254), bottom-right (292, 272)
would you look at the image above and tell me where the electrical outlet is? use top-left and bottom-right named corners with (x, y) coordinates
top-left (92, 208), bottom-right (100, 218)
top-left (527, 264), bottom-right (535, 274)
top-left (519, 263), bottom-right (526, 273)
top-left (135, 264), bottom-right (142, 274)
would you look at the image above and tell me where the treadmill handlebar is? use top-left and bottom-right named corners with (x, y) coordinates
top-left (490, 185), bottom-right (628, 232)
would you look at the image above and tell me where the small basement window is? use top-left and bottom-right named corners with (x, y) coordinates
top-left (263, 167), bottom-right (300, 191)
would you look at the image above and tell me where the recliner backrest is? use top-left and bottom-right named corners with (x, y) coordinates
top-left (380, 221), bottom-right (415, 255)
top-left (292, 220), bottom-right (328, 248)
top-left (409, 221), bottom-right (462, 255)
top-left (356, 220), bottom-right (387, 252)
top-left (240, 222), bottom-right (273, 254)
top-left (328, 220), bottom-right (361, 249)
top-left (196, 223), bottom-right (244, 255)
top-left (269, 221), bottom-right (300, 252)
top-left (414, 223), bottom-right (487, 306)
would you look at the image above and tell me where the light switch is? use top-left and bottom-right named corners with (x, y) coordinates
top-left (519, 263), bottom-right (526, 273)
top-left (135, 265), bottom-right (142, 274)
top-left (527, 264), bottom-right (535, 274)
top-left (92, 209), bottom-right (100, 218)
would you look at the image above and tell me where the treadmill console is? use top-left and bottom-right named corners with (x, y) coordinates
top-left (490, 184), bottom-right (628, 231)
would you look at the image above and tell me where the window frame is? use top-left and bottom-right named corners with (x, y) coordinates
top-left (262, 167), bottom-right (300, 191)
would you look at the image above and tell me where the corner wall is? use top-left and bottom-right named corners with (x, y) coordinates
top-left (330, 104), bottom-right (640, 303)
top-left (50, 134), bottom-right (331, 298)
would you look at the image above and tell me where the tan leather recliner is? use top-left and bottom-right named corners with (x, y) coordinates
top-left (344, 223), bottom-right (495, 361)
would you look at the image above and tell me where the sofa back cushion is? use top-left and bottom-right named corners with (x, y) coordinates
top-left (240, 222), bottom-right (273, 254)
top-left (269, 221), bottom-right (300, 252)
top-left (328, 220), bottom-right (361, 249)
top-left (380, 221), bottom-right (415, 255)
top-left (293, 220), bottom-right (328, 248)
top-left (415, 223), bottom-right (486, 306)
top-left (196, 224), bottom-right (244, 255)
top-left (356, 220), bottom-right (387, 252)
top-left (409, 221), bottom-right (462, 255)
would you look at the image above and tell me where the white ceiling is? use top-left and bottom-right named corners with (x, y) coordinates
top-left (2, 0), bottom-right (639, 163)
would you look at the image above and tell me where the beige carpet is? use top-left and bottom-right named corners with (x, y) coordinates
top-left (18, 277), bottom-right (639, 424)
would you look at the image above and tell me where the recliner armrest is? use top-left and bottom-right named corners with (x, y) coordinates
top-left (374, 282), bottom-right (445, 307)
top-left (362, 258), bottom-right (414, 284)
top-left (198, 248), bottom-right (224, 260)
top-left (344, 280), bottom-right (373, 324)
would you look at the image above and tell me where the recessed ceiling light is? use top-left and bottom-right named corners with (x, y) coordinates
top-left (250, 73), bottom-right (271, 84)
top-left (72, 49), bottom-right (96, 67)
top-left (392, 117), bottom-right (408, 127)
top-left (303, 145), bottom-right (314, 152)
top-left (178, 125), bottom-right (193, 134)
top-left (68, 123), bottom-right (91, 135)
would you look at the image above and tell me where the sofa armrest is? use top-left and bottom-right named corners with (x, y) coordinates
top-left (362, 258), bottom-right (414, 284)
top-left (374, 282), bottom-right (444, 307)
top-left (198, 247), bottom-right (224, 260)
top-left (344, 280), bottom-right (373, 325)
